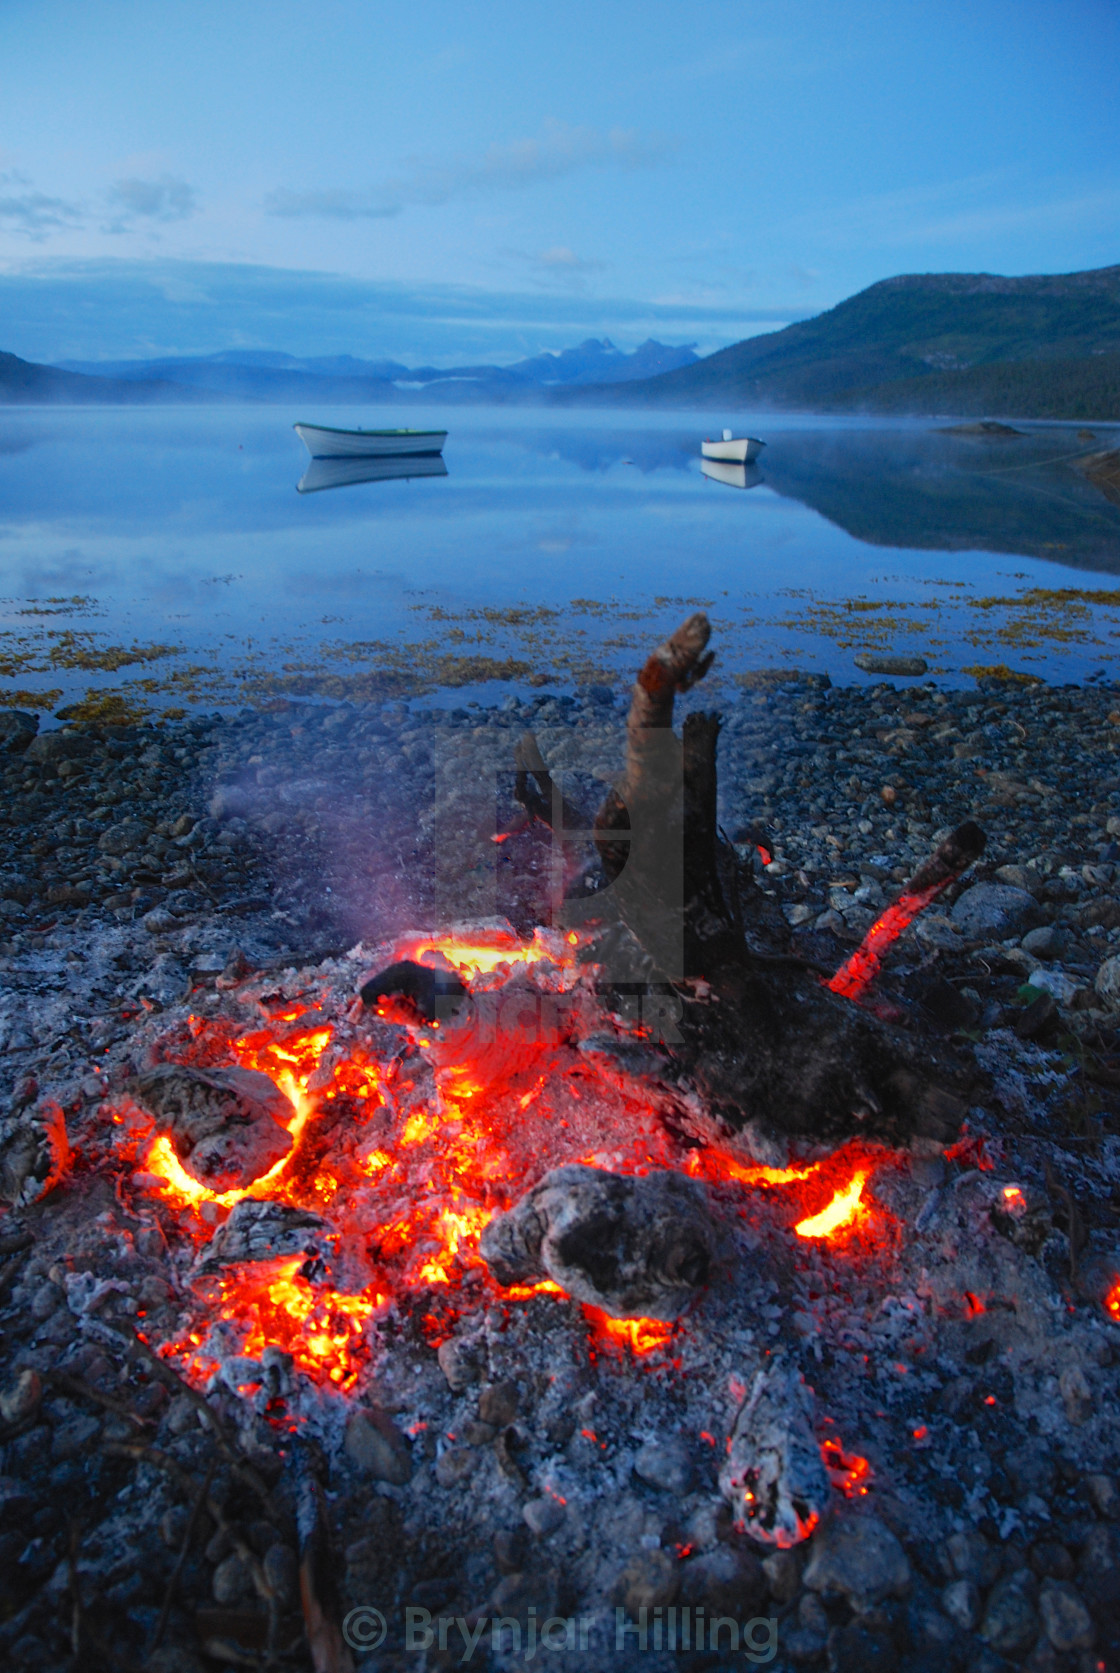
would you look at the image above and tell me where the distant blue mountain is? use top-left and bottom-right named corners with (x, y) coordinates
top-left (53, 336), bottom-right (698, 398)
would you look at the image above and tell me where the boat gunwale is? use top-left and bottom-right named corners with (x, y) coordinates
top-left (293, 422), bottom-right (447, 438)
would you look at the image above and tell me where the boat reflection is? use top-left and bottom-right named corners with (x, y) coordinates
top-left (701, 458), bottom-right (764, 491)
top-left (297, 453), bottom-right (449, 494)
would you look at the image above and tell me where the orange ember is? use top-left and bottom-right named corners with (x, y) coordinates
top-left (794, 1170), bottom-right (869, 1239)
top-left (822, 1438), bottom-right (873, 1497)
top-left (399, 927), bottom-right (565, 979)
top-left (1000, 1185), bottom-right (1028, 1218)
top-left (687, 1149), bottom-right (816, 1189)
top-left (827, 882), bottom-right (943, 1001)
top-left (1105, 1279), bottom-right (1120, 1324)
top-left (127, 928), bottom-right (895, 1400)
top-left (210, 1257), bottom-right (383, 1388)
top-left (583, 1306), bottom-right (676, 1357)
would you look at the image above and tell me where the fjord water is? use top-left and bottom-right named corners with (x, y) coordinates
top-left (1, 404), bottom-right (1118, 717)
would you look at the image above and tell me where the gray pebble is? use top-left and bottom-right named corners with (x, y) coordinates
top-left (1038, 1579), bottom-right (1095, 1652)
top-left (522, 1496), bottom-right (565, 1537)
top-left (634, 1437), bottom-right (694, 1495)
top-left (802, 1514), bottom-right (911, 1613)
top-left (950, 882), bottom-right (1038, 940)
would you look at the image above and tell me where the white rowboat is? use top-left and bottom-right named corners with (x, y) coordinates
top-left (293, 422), bottom-right (447, 459)
top-left (701, 428), bottom-right (765, 464)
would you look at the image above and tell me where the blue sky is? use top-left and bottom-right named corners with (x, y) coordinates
top-left (1, 0), bottom-right (1117, 363)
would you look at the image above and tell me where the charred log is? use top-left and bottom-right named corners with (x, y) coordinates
top-left (584, 613), bottom-right (982, 1151)
top-left (358, 959), bottom-right (467, 1025)
top-left (129, 1063), bottom-right (294, 1191)
top-left (480, 1164), bottom-right (717, 1320)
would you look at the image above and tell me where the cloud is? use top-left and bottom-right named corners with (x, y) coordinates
top-left (105, 175), bottom-right (197, 231)
top-left (886, 183), bottom-right (1120, 246)
top-left (535, 246), bottom-right (602, 272)
top-left (266, 120), bottom-right (674, 220)
top-left (263, 187), bottom-right (400, 221)
top-left (0, 174), bottom-right (83, 240)
top-left (0, 256), bottom-right (803, 364)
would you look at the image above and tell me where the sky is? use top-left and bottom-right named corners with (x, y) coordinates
top-left (1, 0), bottom-right (1118, 364)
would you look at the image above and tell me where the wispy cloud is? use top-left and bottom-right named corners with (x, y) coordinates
top-left (263, 187), bottom-right (400, 221)
top-left (885, 183), bottom-right (1120, 246)
top-left (0, 256), bottom-right (778, 363)
top-left (266, 120), bottom-right (674, 220)
top-left (104, 174), bottom-right (198, 233)
top-left (535, 245), bottom-right (602, 271)
top-left (0, 173), bottom-right (82, 240)
top-left (779, 170), bottom-right (1120, 253)
top-left (525, 245), bottom-right (606, 289)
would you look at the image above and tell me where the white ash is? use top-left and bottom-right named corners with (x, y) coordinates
top-left (1, 683), bottom-right (1120, 1669)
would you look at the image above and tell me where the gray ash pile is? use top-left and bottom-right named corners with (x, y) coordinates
top-left (0, 674), bottom-right (1119, 1671)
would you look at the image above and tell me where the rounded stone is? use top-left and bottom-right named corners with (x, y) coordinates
top-left (98, 818), bottom-right (150, 856)
top-left (950, 882), bottom-right (1038, 940)
top-left (941, 1577), bottom-right (981, 1631)
top-left (854, 654), bottom-right (928, 677)
top-left (211, 1552), bottom-right (253, 1606)
top-left (612, 1549), bottom-right (680, 1612)
top-left (0, 1368), bottom-right (42, 1425)
top-left (634, 1438), bottom-right (694, 1496)
top-left (1020, 923), bottom-right (1067, 960)
top-left (435, 1446), bottom-right (478, 1488)
top-left (679, 1545), bottom-right (766, 1617)
top-left (344, 1408), bottom-right (413, 1485)
top-left (522, 1496), bottom-right (565, 1537)
top-left (802, 1515), bottom-right (911, 1613)
top-left (980, 1569), bottom-right (1038, 1654)
top-left (1094, 953), bottom-right (1120, 1007)
top-left (1039, 1579), bottom-right (1095, 1652)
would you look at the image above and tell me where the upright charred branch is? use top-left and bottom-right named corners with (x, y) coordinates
top-left (586, 613), bottom-right (980, 1150)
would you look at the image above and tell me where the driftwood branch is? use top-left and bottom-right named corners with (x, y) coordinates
top-left (580, 613), bottom-right (981, 1153)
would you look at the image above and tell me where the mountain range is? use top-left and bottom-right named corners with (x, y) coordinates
top-left (44, 337), bottom-right (698, 403)
top-left (2, 265), bottom-right (1118, 417)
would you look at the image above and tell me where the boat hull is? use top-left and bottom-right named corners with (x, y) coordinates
top-left (294, 422), bottom-right (447, 459)
top-left (701, 436), bottom-right (765, 464)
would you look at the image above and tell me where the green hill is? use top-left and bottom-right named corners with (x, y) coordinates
top-left (606, 266), bottom-right (1120, 418)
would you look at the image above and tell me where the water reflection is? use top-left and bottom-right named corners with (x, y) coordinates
top-left (296, 453), bottom-right (449, 494)
top-left (700, 458), bottom-right (764, 490)
top-left (760, 426), bottom-right (1120, 572)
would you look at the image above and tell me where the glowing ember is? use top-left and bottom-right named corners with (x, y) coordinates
top-left (583, 1306), bottom-right (676, 1357)
top-left (206, 1257), bottom-right (383, 1388)
top-left (1000, 1184), bottom-right (1028, 1218)
top-left (686, 1149), bottom-right (816, 1189)
top-left (822, 1438), bottom-right (873, 1497)
top-left (128, 932), bottom-right (893, 1401)
top-left (401, 928), bottom-right (566, 978)
top-left (794, 1170), bottom-right (869, 1239)
top-left (827, 883), bottom-right (942, 1001)
top-left (1105, 1279), bottom-right (1120, 1324)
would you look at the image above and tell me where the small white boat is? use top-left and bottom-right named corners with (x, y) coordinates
top-left (293, 422), bottom-right (447, 459)
top-left (701, 428), bottom-right (765, 464)
top-left (297, 454), bottom-right (448, 494)
top-left (701, 458), bottom-right (763, 491)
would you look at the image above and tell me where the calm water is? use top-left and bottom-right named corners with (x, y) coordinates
top-left (1, 404), bottom-right (1119, 720)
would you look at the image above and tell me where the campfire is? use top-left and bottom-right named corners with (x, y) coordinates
top-left (3, 613), bottom-right (1119, 1672)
